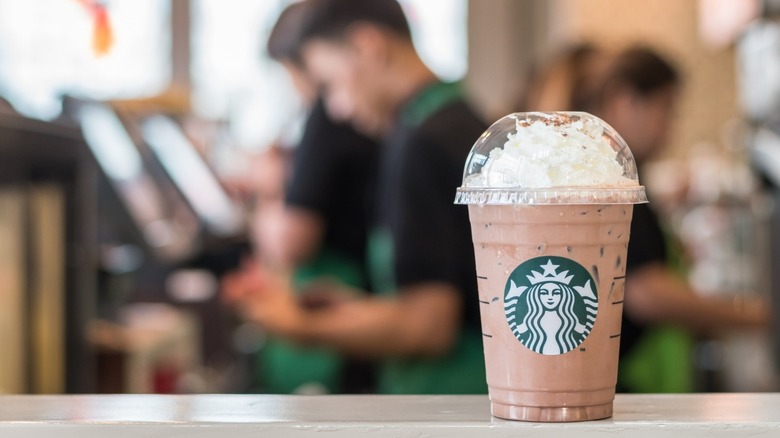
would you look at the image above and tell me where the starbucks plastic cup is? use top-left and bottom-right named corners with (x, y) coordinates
top-left (455, 112), bottom-right (647, 422)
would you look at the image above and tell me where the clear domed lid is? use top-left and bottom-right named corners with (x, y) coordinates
top-left (455, 112), bottom-right (647, 205)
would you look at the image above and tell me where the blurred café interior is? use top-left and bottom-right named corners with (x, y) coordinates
top-left (1, 0), bottom-right (780, 395)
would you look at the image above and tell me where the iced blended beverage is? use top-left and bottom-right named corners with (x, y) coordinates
top-left (455, 112), bottom-right (647, 422)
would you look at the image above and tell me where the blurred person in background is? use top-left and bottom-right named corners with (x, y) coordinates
top-left (520, 45), bottom-right (769, 392)
top-left (589, 47), bottom-right (769, 392)
top-left (224, 1), bottom-right (378, 394)
top-left (518, 43), bottom-right (606, 113)
top-left (224, 0), bottom-right (488, 394)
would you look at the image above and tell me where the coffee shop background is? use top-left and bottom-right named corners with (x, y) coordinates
top-left (0, 0), bottom-right (777, 394)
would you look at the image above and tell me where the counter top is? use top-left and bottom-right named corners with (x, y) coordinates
top-left (0, 394), bottom-right (779, 437)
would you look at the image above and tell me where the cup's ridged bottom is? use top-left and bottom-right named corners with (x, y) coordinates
top-left (491, 401), bottom-right (613, 422)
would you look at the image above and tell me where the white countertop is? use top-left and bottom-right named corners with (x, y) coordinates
top-left (0, 394), bottom-right (779, 437)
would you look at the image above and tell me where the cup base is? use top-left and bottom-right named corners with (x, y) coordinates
top-left (491, 401), bottom-right (613, 422)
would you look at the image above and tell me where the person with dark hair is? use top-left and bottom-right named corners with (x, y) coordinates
top-left (297, 0), bottom-right (412, 44)
top-left (591, 47), bottom-right (768, 392)
top-left (519, 43), bottom-right (607, 113)
top-left (266, 2), bottom-right (308, 66)
top-left (596, 47), bottom-right (681, 166)
top-left (226, 0), bottom-right (488, 394)
top-left (260, 1), bottom-right (376, 283)
top-left (224, 1), bottom-right (379, 394)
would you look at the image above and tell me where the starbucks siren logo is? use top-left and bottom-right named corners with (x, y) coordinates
top-left (504, 256), bottom-right (598, 355)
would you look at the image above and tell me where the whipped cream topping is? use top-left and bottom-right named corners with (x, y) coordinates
top-left (465, 116), bottom-right (636, 188)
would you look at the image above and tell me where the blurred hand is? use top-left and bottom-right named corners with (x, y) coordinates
top-left (221, 259), bottom-right (304, 337)
top-left (299, 280), bottom-right (360, 309)
top-left (220, 258), bottom-right (266, 306)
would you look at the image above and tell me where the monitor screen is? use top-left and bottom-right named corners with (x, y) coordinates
top-left (141, 115), bottom-right (243, 237)
top-left (78, 103), bottom-right (198, 260)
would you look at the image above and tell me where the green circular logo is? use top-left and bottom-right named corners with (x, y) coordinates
top-left (504, 256), bottom-right (598, 355)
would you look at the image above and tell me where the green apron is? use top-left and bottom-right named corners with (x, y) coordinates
top-left (617, 228), bottom-right (694, 393)
top-left (618, 325), bottom-right (694, 393)
top-left (258, 248), bottom-right (366, 394)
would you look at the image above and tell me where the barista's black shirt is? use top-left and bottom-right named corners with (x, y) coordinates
top-left (368, 82), bottom-right (487, 394)
top-left (267, 100), bottom-right (377, 395)
top-left (620, 202), bottom-right (668, 358)
top-left (285, 99), bottom-right (377, 268)
top-left (372, 83), bottom-right (485, 331)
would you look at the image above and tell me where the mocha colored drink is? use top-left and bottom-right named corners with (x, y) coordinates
top-left (469, 203), bottom-right (632, 421)
top-left (456, 112), bottom-right (646, 422)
